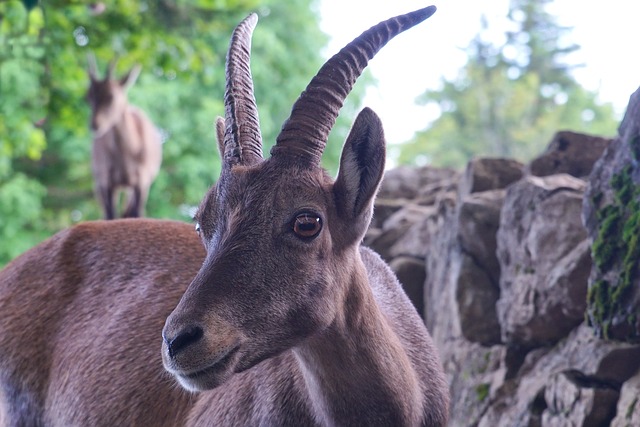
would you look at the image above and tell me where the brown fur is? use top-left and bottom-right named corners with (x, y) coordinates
top-left (0, 220), bottom-right (200, 425)
top-left (87, 61), bottom-right (162, 219)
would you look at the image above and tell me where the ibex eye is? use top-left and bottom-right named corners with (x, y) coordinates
top-left (195, 222), bottom-right (201, 236)
top-left (293, 213), bottom-right (322, 239)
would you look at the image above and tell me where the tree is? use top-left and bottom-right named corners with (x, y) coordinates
top-left (396, 0), bottom-right (618, 168)
top-left (0, 0), bottom-right (365, 267)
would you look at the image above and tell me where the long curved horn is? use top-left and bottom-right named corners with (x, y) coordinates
top-left (223, 13), bottom-right (263, 168)
top-left (272, 6), bottom-right (436, 166)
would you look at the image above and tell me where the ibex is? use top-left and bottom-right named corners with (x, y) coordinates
top-left (0, 6), bottom-right (449, 426)
top-left (87, 56), bottom-right (162, 219)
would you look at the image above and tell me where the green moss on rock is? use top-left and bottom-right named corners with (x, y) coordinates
top-left (475, 383), bottom-right (490, 402)
top-left (588, 164), bottom-right (640, 340)
top-left (592, 206), bottom-right (622, 271)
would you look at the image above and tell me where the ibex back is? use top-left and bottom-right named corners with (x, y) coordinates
top-left (87, 57), bottom-right (162, 219)
top-left (0, 6), bottom-right (449, 426)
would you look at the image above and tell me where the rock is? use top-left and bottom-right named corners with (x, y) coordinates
top-left (389, 256), bottom-right (426, 317)
top-left (458, 157), bottom-right (524, 198)
top-left (611, 371), bottom-right (640, 427)
top-left (368, 203), bottom-right (434, 260)
top-left (416, 174), bottom-right (459, 206)
top-left (479, 325), bottom-right (640, 427)
top-left (386, 205), bottom-right (439, 259)
top-left (378, 165), bottom-right (458, 200)
top-left (582, 86), bottom-right (640, 342)
top-left (455, 253), bottom-right (501, 345)
top-left (455, 189), bottom-right (505, 345)
top-left (445, 342), bottom-right (505, 426)
top-left (370, 198), bottom-right (406, 229)
top-left (457, 190), bottom-right (505, 285)
top-left (497, 174), bottom-right (590, 348)
top-left (366, 226), bottom-right (407, 262)
top-left (381, 203), bottom-right (433, 232)
top-left (424, 195), bottom-right (459, 344)
top-left (528, 131), bottom-right (612, 179)
top-left (378, 166), bottom-right (423, 200)
top-left (542, 371), bottom-right (619, 427)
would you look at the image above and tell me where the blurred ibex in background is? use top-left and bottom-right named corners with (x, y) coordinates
top-left (0, 6), bottom-right (449, 426)
top-left (87, 55), bottom-right (162, 219)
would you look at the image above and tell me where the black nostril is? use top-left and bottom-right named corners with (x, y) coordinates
top-left (166, 326), bottom-right (204, 358)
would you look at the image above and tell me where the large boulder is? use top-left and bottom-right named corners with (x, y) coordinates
top-left (386, 205), bottom-right (442, 260)
top-left (497, 174), bottom-right (591, 348)
top-left (457, 190), bottom-right (505, 285)
top-left (369, 198), bottom-right (406, 229)
top-left (458, 157), bottom-right (524, 197)
top-left (424, 195), bottom-right (458, 343)
top-left (367, 203), bottom-right (435, 261)
top-left (528, 131), bottom-right (612, 178)
top-left (389, 256), bottom-right (426, 317)
top-left (377, 165), bottom-right (457, 200)
top-left (583, 86), bottom-right (640, 342)
top-left (455, 190), bottom-right (505, 345)
top-left (415, 173), bottom-right (459, 206)
top-left (449, 158), bottom-right (524, 346)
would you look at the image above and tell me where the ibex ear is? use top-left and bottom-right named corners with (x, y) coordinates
top-left (87, 53), bottom-right (98, 81)
top-left (120, 64), bottom-right (141, 90)
top-left (333, 107), bottom-right (385, 224)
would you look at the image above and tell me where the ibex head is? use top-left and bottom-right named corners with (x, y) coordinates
top-left (86, 55), bottom-right (141, 138)
top-left (162, 6), bottom-right (436, 392)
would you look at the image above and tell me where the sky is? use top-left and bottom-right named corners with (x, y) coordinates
top-left (319, 0), bottom-right (640, 145)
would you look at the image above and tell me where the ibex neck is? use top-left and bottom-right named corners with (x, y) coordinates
top-left (293, 262), bottom-right (423, 426)
top-left (111, 106), bottom-right (144, 153)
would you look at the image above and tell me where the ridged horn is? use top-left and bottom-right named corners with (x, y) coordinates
top-left (223, 13), bottom-right (263, 168)
top-left (272, 5), bottom-right (436, 165)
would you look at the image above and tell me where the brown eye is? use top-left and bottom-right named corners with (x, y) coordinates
top-left (293, 213), bottom-right (322, 239)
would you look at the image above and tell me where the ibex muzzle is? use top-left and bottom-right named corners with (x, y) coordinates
top-left (87, 57), bottom-right (162, 219)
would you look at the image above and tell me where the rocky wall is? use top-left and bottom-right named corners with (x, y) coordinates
top-left (369, 89), bottom-right (640, 426)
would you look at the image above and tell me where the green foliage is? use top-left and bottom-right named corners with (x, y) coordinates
top-left (1, 0), bottom-right (367, 267)
top-left (397, 0), bottom-right (618, 168)
top-left (0, 173), bottom-right (48, 263)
